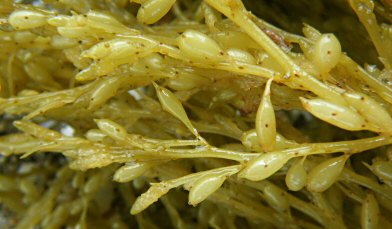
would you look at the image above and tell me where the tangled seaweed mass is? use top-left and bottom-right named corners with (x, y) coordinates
top-left (0, 0), bottom-right (392, 228)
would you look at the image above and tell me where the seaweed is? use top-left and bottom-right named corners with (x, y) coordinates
top-left (0, 0), bottom-right (391, 228)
